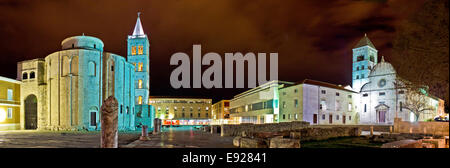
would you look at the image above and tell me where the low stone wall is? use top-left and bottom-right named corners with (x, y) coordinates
top-left (311, 125), bottom-right (391, 132)
top-left (295, 127), bottom-right (361, 141)
top-left (394, 118), bottom-right (449, 136)
top-left (221, 121), bottom-right (310, 137)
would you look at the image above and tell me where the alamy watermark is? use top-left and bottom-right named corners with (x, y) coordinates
top-left (170, 45), bottom-right (278, 89)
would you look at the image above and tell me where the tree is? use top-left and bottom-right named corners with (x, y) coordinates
top-left (391, 0), bottom-right (449, 113)
top-left (394, 79), bottom-right (436, 122)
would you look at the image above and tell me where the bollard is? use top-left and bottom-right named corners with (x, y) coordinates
top-left (139, 125), bottom-right (150, 141)
top-left (409, 127), bottom-right (413, 134)
top-left (101, 96), bottom-right (119, 148)
top-left (370, 126), bottom-right (374, 136)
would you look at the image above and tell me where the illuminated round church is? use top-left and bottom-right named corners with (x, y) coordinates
top-left (17, 14), bottom-right (151, 131)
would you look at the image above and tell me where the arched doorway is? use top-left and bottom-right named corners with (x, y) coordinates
top-left (24, 95), bottom-right (38, 129)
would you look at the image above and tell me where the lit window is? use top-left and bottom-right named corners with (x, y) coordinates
top-left (138, 45), bottom-right (144, 55)
top-left (131, 46), bottom-right (137, 55)
top-left (138, 96), bottom-right (143, 105)
top-left (295, 114), bottom-right (298, 120)
top-left (138, 79), bottom-right (143, 89)
top-left (7, 108), bottom-right (12, 119)
top-left (138, 62), bottom-right (143, 72)
top-left (348, 103), bottom-right (352, 111)
top-left (7, 89), bottom-right (13, 101)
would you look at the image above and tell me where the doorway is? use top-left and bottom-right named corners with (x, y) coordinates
top-left (24, 95), bottom-right (38, 130)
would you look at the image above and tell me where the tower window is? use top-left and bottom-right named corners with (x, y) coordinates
top-left (131, 46), bottom-right (137, 55)
top-left (138, 62), bottom-right (143, 72)
top-left (357, 55), bottom-right (364, 61)
top-left (370, 55), bottom-right (374, 62)
top-left (22, 72), bottom-right (28, 80)
top-left (138, 79), bottom-right (143, 89)
top-left (356, 75), bottom-right (359, 79)
top-left (94, 44), bottom-right (96, 49)
top-left (29, 71), bottom-right (35, 79)
top-left (321, 90), bottom-right (326, 94)
top-left (138, 96), bottom-right (143, 105)
top-left (357, 67), bottom-right (360, 71)
top-left (111, 65), bottom-right (114, 71)
top-left (361, 66), bottom-right (364, 70)
top-left (138, 45), bottom-right (144, 55)
top-left (364, 104), bottom-right (367, 112)
top-left (361, 74), bottom-right (365, 78)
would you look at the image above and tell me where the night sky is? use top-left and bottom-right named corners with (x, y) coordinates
top-left (0, 0), bottom-right (427, 102)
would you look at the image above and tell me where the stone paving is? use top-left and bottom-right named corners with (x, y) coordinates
top-left (124, 126), bottom-right (236, 148)
top-left (0, 130), bottom-right (140, 148)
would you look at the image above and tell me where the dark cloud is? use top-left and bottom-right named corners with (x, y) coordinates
top-left (0, 0), bottom-right (426, 102)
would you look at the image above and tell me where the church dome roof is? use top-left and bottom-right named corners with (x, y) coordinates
top-left (61, 35), bottom-right (104, 51)
top-left (369, 56), bottom-right (396, 77)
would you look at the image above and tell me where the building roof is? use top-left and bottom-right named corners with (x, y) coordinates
top-left (132, 12), bottom-right (145, 36)
top-left (354, 33), bottom-right (376, 49)
top-left (297, 79), bottom-right (357, 93)
top-left (0, 76), bottom-right (21, 84)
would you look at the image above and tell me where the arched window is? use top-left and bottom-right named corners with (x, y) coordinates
top-left (127, 106), bottom-right (129, 114)
top-left (138, 62), bottom-right (143, 72)
top-left (131, 46), bottom-right (137, 55)
top-left (138, 96), bottom-right (143, 105)
top-left (22, 72), bottom-right (28, 80)
top-left (88, 61), bottom-right (96, 76)
top-left (120, 105), bottom-right (123, 114)
top-left (71, 56), bottom-right (78, 75)
top-left (138, 45), bottom-right (144, 55)
top-left (138, 79), bottom-right (143, 89)
top-left (62, 56), bottom-right (70, 76)
top-left (29, 71), bottom-right (35, 79)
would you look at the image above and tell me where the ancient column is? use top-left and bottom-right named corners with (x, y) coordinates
top-left (153, 118), bottom-right (161, 134)
top-left (101, 96), bottom-right (119, 148)
top-left (370, 126), bottom-right (374, 136)
top-left (139, 125), bottom-right (150, 141)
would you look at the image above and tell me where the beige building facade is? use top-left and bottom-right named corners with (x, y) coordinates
top-left (148, 96), bottom-right (212, 125)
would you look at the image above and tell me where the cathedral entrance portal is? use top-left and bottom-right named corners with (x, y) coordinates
top-left (375, 104), bottom-right (389, 124)
top-left (24, 94), bottom-right (38, 129)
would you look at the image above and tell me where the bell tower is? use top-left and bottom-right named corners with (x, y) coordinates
top-left (127, 12), bottom-right (150, 105)
top-left (352, 34), bottom-right (378, 92)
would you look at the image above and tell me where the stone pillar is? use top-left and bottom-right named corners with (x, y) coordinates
top-left (139, 125), bottom-right (150, 141)
top-left (153, 118), bottom-right (161, 134)
top-left (370, 126), bottom-right (374, 136)
top-left (390, 126), bottom-right (393, 134)
top-left (101, 96), bottom-right (118, 148)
